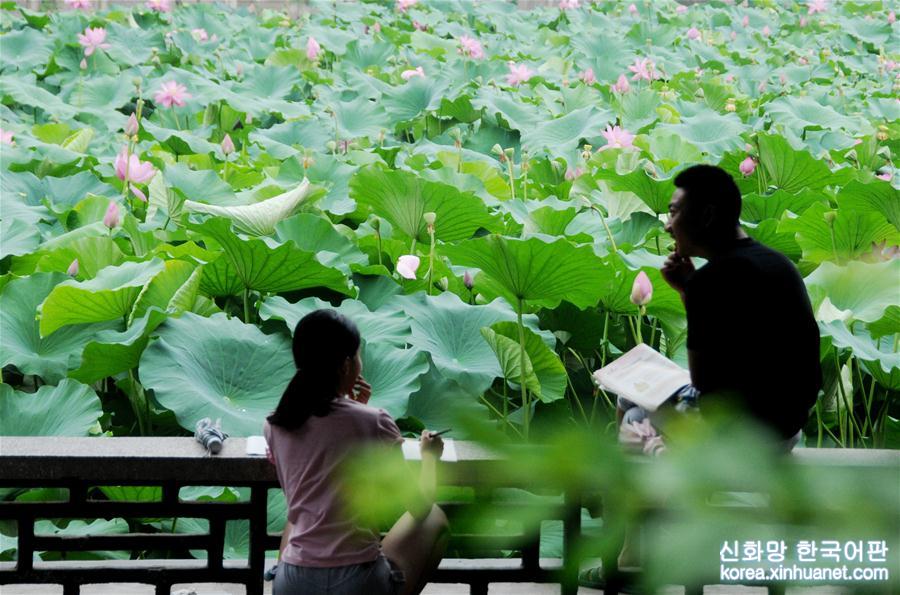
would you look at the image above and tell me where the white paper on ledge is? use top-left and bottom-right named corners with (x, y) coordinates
top-left (401, 438), bottom-right (458, 462)
top-left (246, 435), bottom-right (267, 456)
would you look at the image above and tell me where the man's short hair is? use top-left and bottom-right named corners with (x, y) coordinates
top-left (673, 165), bottom-right (742, 244)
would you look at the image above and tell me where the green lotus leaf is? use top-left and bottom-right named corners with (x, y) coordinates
top-left (259, 295), bottom-right (410, 347)
top-left (766, 96), bottom-right (859, 134)
top-left (361, 341), bottom-right (429, 420)
top-left (68, 308), bottom-right (169, 384)
top-left (1, 28), bottom-right (53, 72)
top-left (0, 273), bottom-right (117, 382)
top-left (593, 167), bottom-right (676, 215)
top-left (349, 167), bottom-right (500, 243)
top-left (442, 235), bottom-right (607, 311)
top-left (744, 219), bottom-right (802, 262)
top-left (486, 321), bottom-right (565, 403)
top-left (644, 130), bottom-right (703, 170)
top-left (616, 89), bottom-right (661, 132)
top-left (331, 97), bottom-right (391, 140)
top-left (0, 75), bottom-right (77, 121)
top-left (405, 362), bottom-right (486, 435)
top-left (866, 306), bottom-right (900, 340)
top-left (819, 321), bottom-right (899, 389)
top-left (276, 154), bottom-right (357, 216)
top-left (67, 76), bottom-right (134, 116)
top-left (249, 120), bottom-right (331, 159)
top-left (35, 518), bottom-right (131, 561)
top-left (185, 179), bottom-right (317, 236)
top-left (381, 77), bottom-right (448, 124)
top-left (480, 326), bottom-right (540, 396)
top-left (0, 379), bottom-right (101, 436)
top-left (741, 189), bottom-right (825, 223)
top-left (275, 213), bottom-right (368, 273)
top-left (128, 260), bottom-right (200, 324)
top-left (520, 106), bottom-right (614, 160)
top-left (805, 260), bottom-right (900, 326)
top-left (661, 110), bottom-right (747, 158)
top-left (164, 162), bottom-right (239, 206)
top-left (756, 135), bottom-right (838, 194)
top-left (43, 171), bottom-right (118, 209)
top-left (193, 217), bottom-right (354, 297)
top-left (836, 180), bottom-right (900, 232)
top-left (1, 218), bottom-right (41, 259)
top-left (140, 312), bottom-right (295, 436)
top-left (142, 120), bottom-right (221, 156)
top-left (392, 292), bottom-right (551, 395)
top-left (777, 202), bottom-right (899, 265)
top-left (471, 87), bottom-right (542, 132)
top-left (38, 259), bottom-right (166, 337)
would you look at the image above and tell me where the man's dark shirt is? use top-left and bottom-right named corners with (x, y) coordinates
top-left (684, 237), bottom-right (822, 439)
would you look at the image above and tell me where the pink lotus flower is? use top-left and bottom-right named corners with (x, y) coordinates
top-left (686, 27), bottom-right (701, 40)
top-left (131, 186), bottom-right (147, 202)
top-left (505, 62), bottom-right (534, 87)
top-left (761, 25), bottom-right (771, 37)
top-left (115, 149), bottom-right (157, 184)
top-left (463, 270), bottom-right (474, 290)
top-left (877, 172), bottom-right (892, 181)
top-left (730, 30), bottom-right (738, 40)
top-left (0, 128), bottom-right (13, 146)
top-left (739, 156), bottom-right (756, 176)
top-left (397, 0), bottom-right (417, 11)
top-left (741, 15), bottom-right (749, 27)
top-left (757, 81), bottom-right (767, 93)
top-left (103, 201), bottom-right (120, 229)
top-left (154, 81), bottom-right (191, 108)
top-left (559, 0), bottom-right (580, 9)
top-left (124, 114), bottom-right (139, 136)
top-left (725, 73), bottom-right (735, 83)
top-left (191, 28), bottom-right (209, 42)
top-left (628, 3), bottom-right (637, 15)
top-left (401, 66), bottom-right (425, 80)
top-left (64, 0), bottom-right (92, 10)
top-left (628, 57), bottom-right (658, 81)
top-left (396, 255), bottom-right (420, 279)
top-left (599, 125), bottom-right (635, 150)
top-left (67, 259), bottom-right (79, 277)
top-left (676, 5), bottom-right (687, 14)
top-left (459, 35), bottom-right (485, 60)
top-left (807, 0), bottom-right (827, 15)
top-left (779, 73), bottom-right (787, 85)
top-left (889, 11), bottom-right (896, 24)
top-left (307, 36), bottom-right (320, 61)
top-left (221, 134), bottom-right (235, 155)
top-left (146, 0), bottom-right (172, 12)
top-left (611, 73), bottom-right (631, 93)
top-left (580, 67), bottom-right (596, 84)
top-left (564, 167), bottom-right (584, 181)
top-left (630, 271), bottom-right (652, 306)
top-left (78, 27), bottom-right (111, 57)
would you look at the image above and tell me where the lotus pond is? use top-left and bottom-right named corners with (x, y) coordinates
top-left (0, 0), bottom-right (898, 564)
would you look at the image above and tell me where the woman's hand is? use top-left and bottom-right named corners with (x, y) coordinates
top-left (419, 430), bottom-right (444, 459)
top-left (349, 376), bottom-right (372, 405)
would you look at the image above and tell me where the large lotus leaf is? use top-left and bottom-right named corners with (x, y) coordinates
top-left (276, 154), bottom-right (357, 216)
top-left (391, 292), bottom-right (550, 395)
top-left (484, 321), bottom-right (565, 403)
top-left (442, 235), bottom-right (608, 311)
top-left (644, 130), bottom-right (703, 170)
top-left (740, 189), bottom-right (825, 223)
top-left (164, 163), bottom-right (239, 206)
top-left (331, 97), bottom-right (391, 140)
top-left (249, 120), bottom-right (331, 158)
top-left (361, 341), bottom-right (429, 420)
top-left (0, 273), bottom-right (117, 382)
top-left (38, 259), bottom-right (165, 337)
top-left (744, 219), bottom-right (802, 262)
top-left (69, 309), bottom-right (169, 385)
top-left (472, 87), bottom-right (543, 132)
top-left (381, 77), bottom-right (448, 124)
top-left (0, 219), bottom-right (41, 259)
top-left (140, 313), bottom-right (294, 436)
top-left (349, 167), bottom-right (500, 243)
top-left (765, 96), bottom-right (859, 134)
top-left (756, 135), bottom-right (837, 194)
top-left (0, 379), bottom-right (101, 436)
top-left (142, 120), bottom-right (221, 156)
top-left (660, 111), bottom-right (746, 158)
top-left (480, 326), bottom-right (540, 396)
top-left (43, 171), bottom-right (118, 209)
top-left (866, 306), bottom-right (900, 340)
top-left (405, 363), bottom-right (486, 435)
top-left (128, 260), bottom-right (201, 325)
top-left (185, 179), bottom-right (317, 236)
top-left (67, 76), bottom-right (134, 116)
top-left (804, 260), bottom-right (900, 326)
top-left (777, 202), bottom-right (899, 265)
top-left (259, 296), bottom-right (410, 347)
top-left (0, 75), bottom-right (76, 121)
top-left (193, 218), bottom-right (354, 297)
top-left (275, 213), bottom-right (368, 273)
top-left (836, 180), bottom-right (900, 232)
top-left (0, 28), bottom-right (53, 72)
top-left (819, 321), bottom-right (900, 386)
top-left (593, 167), bottom-right (676, 215)
top-left (616, 89), bottom-right (661, 132)
top-left (520, 106), bottom-right (614, 160)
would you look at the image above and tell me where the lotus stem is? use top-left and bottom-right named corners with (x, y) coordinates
top-left (243, 288), bottom-right (251, 323)
top-left (516, 299), bottom-right (529, 439)
top-left (426, 226), bottom-right (436, 295)
top-left (590, 205), bottom-right (618, 253)
top-left (375, 230), bottom-right (383, 267)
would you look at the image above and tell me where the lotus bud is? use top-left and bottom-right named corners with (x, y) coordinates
top-left (132, 76), bottom-right (142, 89)
top-left (221, 134), bottom-right (235, 155)
top-left (371, 217), bottom-right (381, 232)
top-left (739, 156), bottom-right (756, 176)
top-left (823, 211), bottom-right (837, 226)
top-left (326, 140), bottom-right (337, 153)
top-left (124, 113), bottom-right (139, 136)
top-left (437, 277), bottom-right (449, 291)
top-left (396, 254), bottom-right (420, 280)
top-left (491, 143), bottom-right (504, 156)
top-left (423, 212), bottom-right (436, 226)
top-left (80, 58), bottom-right (87, 69)
top-left (103, 201), bottom-right (120, 229)
top-left (630, 271), bottom-right (653, 307)
top-left (67, 259), bottom-right (79, 277)
top-left (463, 270), bottom-right (473, 290)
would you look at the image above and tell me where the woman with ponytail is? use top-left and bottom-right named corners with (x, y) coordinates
top-left (264, 309), bottom-right (448, 595)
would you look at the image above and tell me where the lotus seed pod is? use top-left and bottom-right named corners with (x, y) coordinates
top-left (491, 144), bottom-right (504, 156)
top-left (437, 277), bottom-right (449, 291)
top-left (423, 212), bottom-right (436, 225)
top-left (326, 140), bottom-right (337, 152)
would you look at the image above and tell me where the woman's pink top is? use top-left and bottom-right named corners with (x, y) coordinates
top-left (263, 398), bottom-right (402, 567)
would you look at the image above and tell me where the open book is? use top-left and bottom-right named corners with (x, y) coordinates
top-left (592, 344), bottom-right (691, 411)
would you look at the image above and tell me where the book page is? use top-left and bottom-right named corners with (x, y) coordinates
top-left (401, 438), bottom-right (458, 462)
top-left (593, 344), bottom-right (691, 411)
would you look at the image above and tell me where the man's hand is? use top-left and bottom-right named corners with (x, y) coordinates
top-left (419, 430), bottom-right (444, 459)
top-left (350, 376), bottom-right (372, 405)
top-left (661, 252), bottom-right (695, 296)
